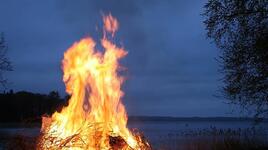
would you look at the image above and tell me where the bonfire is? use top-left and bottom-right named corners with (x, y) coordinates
top-left (37, 14), bottom-right (151, 150)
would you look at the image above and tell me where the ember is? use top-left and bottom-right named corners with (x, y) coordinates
top-left (37, 14), bottom-right (151, 150)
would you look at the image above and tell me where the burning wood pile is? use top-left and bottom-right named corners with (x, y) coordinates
top-left (37, 14), bottom-right (151, 150)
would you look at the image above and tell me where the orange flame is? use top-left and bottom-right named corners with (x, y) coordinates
top-left (39, 14), bottom-right (150, 150)
top-left (103, 14), bottom-right (119, 36)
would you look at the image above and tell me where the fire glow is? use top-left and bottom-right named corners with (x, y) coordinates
top-left (38, 14), bottom-right (151, 150)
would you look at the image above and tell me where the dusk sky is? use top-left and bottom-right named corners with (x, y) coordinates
top-left (0, 0), bottom-right (240, 117)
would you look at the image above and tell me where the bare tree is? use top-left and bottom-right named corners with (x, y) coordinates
top-left (0, 33), bottom-right (12, 87)
top-left (203, 0), bottom-right (268, 118)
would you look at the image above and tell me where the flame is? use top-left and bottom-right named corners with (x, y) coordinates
top-left (103, 14), bottom-right (119, 37)
top-left (38, 14), bottom-right (150, 150)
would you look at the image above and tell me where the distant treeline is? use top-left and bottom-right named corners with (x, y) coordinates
top-left (1, 90), bottom-right (266, 123)
top-left (0, 90), bottom-right (66, 123)
top-left (128, 116), bottom-right (268, 122)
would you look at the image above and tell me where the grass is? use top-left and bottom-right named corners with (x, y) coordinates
top-left (154, 127), bottom-right (268, 150)
top-left (0, 132), bottom-right (37, 150)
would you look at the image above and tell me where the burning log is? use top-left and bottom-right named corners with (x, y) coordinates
top-left (37, 14), bottom-right (151, 150)
top-left (38, 118), bottom-right (151, 149)
top-left (109, 136), bottom-right (128, 149)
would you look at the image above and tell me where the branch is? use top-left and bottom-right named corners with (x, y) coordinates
top-left (224, 10), bottom-right (268, 20)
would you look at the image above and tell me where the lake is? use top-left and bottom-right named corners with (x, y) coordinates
top-left (0, 120), bottom-right (267, 149)
top-left (129, 120), bottom-right (268, 149)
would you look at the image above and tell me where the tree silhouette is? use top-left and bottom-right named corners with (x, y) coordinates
top-left (203, 0), bottom-right (268, 118)
top-left (0, 90), bottom-right (65, 122)
top-left (0, 33), bottom-right (12, 87)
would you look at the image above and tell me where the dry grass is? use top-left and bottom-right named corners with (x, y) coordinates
top-left (153, 127), bottom-right (268, 150)
top-left (5, 134), bottom-right (37, 150)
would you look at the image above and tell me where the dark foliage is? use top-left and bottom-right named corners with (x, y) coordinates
top-left (0, 90), bottom-right (66, 123)
top-left (203, 0), bottom-right (268, 118)
top-left (0, 33), bottom-right (12, 87)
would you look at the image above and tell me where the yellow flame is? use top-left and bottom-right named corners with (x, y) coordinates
top-left (39, 14), bottom-right (149, 150)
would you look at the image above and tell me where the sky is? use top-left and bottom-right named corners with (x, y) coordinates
top-left (0, 0), bottom-right (240, 117)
